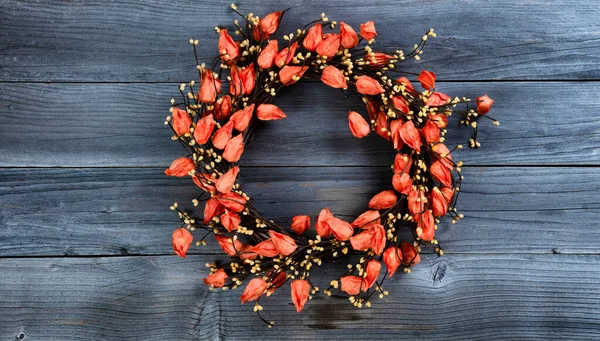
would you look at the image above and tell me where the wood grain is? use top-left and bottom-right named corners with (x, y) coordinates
top-left (1, 82), bottom-right (599, 167)
top-left (2, 0), bottom-right (600, 82)
top-left (1, 254), bottom-right (599, 340)
top-left (1, 167), bottom-right (598, 257)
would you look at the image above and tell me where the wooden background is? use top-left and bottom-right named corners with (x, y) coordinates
top-left (1, 0), bottom-right (599, 339)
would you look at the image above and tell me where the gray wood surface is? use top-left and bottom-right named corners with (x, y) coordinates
top-left (1, 0), bottom-right (600, 82)
top-left (1, 167), bottom-right (598, 256)
top-left (1, 82), bottom-right (599, 167)
top-left (1, 0), bottom-right (600, 339)
top-left (1, 254), bottom-right (599, 340)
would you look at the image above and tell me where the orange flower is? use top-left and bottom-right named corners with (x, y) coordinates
top-left (366, 53), bottom-right (393, 68)
top-left (256, 103), bottom-right (286, 121)
top-left (339, 22), bottom-right (358, 49)
top-left (252, 239), bottom-right (279, 258)
top-left (476, 94), bottom-right (494, 115)
top-left (215, 192), bottom-right (247, 213)
top-left (417, 70), bottom-right (436, 90)
top-left (359, 21), bottom-right (377, 40)
top-left (408, 189), bottom-right (426, 216)
top-left (172, 228), bottom-right (193, 258)
top-left (290, 215), bottom-right (310, 235)
top-left (430, 160), bottom-right (452, 187)
top-left (396, 76), bottom-right (415, 92)
top-left (355, 75), bottom-right (384, 95)
top-left (430, 114), bottom-right (448, 129)
top-left (241, 64), bottom-right (256, 95)
top-left (218, 29), bottom-right (239, 63)
top-left (220, 209), bottom-right (241, 232)
top-left (258, 40), bottom-right (278, 69)
top-left (229, 65), bottom-right (244, 96)
top-left (315, 208), bottom-right (333, 237)
top-left (392, 172), bottom-right (412, 195)
top-left (240, 278), bottom-right (268, 304)
top-left (279, 65), bottom-right (308, 85)
top-left (252, 24), bottom-right (268, 41)
top-left (214, 234), bottom-right (242, 256)
top-left (316, 34), bottom-right (341, 58)
top-left (363, 260), bottom-right (381, 290)
top-left (274, 41), bottom-right (298, 67)
top-left (193, 173), bottom-right (216, 193)
top-left (383, 246), bottom-right (403, 277)
top-left (391, 96), bottom-right (410, 114)
top-left (416, 209), bottom-right (435, 241)
top-left (351, 210), bottom-right (380, 229)
top-left (171, 108), bottom-right (191, 136)
top-left (223, 134), bottom-right (245, 163)
top-left (212, 121), bottom-right (234, 150)
top-left (399, 120), bottom-right (422, 152)
top-left (426, 92), bottom-right (450, 107)
top-left (400, 242), bottom-right (420, 266)
top-left (268, 271), bottom-right (287, 294)
top-left (259, 11), bottom-right (283, 35)
top-left (230, 104), bottom-right (255, 132)
top-left (217, 95), bottom-right (232, 119)
top-left (430, 187), bottom-right (449, 217)
top-left (348, 111), bottom-right (370, 138)
top-left (216, 166), bottom-right (239, 193)
top-left (374, 111), bottom-right (390, 141)
top-left (302, 23), bottom-right (323, 51)
top-left (350, 224), bottom-right (385, 255)
top-left (340, 275), bottom-right (363, 295)
top-left (268, 230), bottom-right (297, 256)
top-left (198, 71), bottom-right (218, 103)
top-left (203, 197), bottom-right (224, 224)
top-left (203, 268), bottom-right (228, 288)
top-left (325, 216), bottom-right (354, 241)
top-left (165, 157), bottom-right (195, 177)
top-left (290, 279), bottom-right (310, 312)
top-left (421, 120), bottom-right (440, 143)
top-left (368, 190), bottom-right (397, 210)
top-left (432, 143), bottom-right (454, 169)
top-left (321, 65), bottom-right (348, 89)
top-left (441, 186), bottom-right (455, 204)
top-left (393, 153), bottom-right (413, 174)
top-left (390, 119), bottom-right (404, 150)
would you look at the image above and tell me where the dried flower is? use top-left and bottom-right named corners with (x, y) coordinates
top-left (359, 21), bottom-right (377, 40)
top-left (321, 65), bottom-right (348, 89)
top-left (339, 22), bottom-right (358, 49)
top-left (171, 108), bottom-right (192, 136)
top-left (241, 278), bottom-right (268, 303)
top-left (172, 228), bottom-right (193, 258)
top-left (291, 279), bottom-right (310, 312)
top-left (348, 111), bottom-right (370, 138)
top-left (368, 190), bottom-right (397, 210)
top-left (218, 29), bottom-right (239, 62)
top-left (203, 268), bottom-right (228, 287)
top-left (417, 70), bottom-right (436, 90)
top-left (256, 103), bottom-right (287, 120)
top-left (165, 157), bottom-right (195, 177)
top-left (356, 75), bottom-right (385, 95)
top-left (476, 94), bottom-right (494, 115)
top-left (290, 215), bottom-right (310, 235)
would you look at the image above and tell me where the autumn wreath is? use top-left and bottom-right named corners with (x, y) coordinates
top-left (164, 5), bottom-right (497, 326)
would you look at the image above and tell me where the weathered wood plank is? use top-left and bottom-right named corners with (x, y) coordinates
top-left (2, 0), bottom-right (600, 81)
top-left (1, 167), bottom-right (598, 256)
top-left (1, 254), bottom-right (599, 340)
top-left (1, 82), bottom-right (599, 167)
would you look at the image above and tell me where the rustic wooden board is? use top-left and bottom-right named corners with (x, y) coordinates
top-left (2, 0), bottom-right (600, 82)
top-left (1, 167), bottom-right (598, 257)
top-left (1, 82), bottom-right (599, 167)
top-left (1, 254), bottom-right (599, 340)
